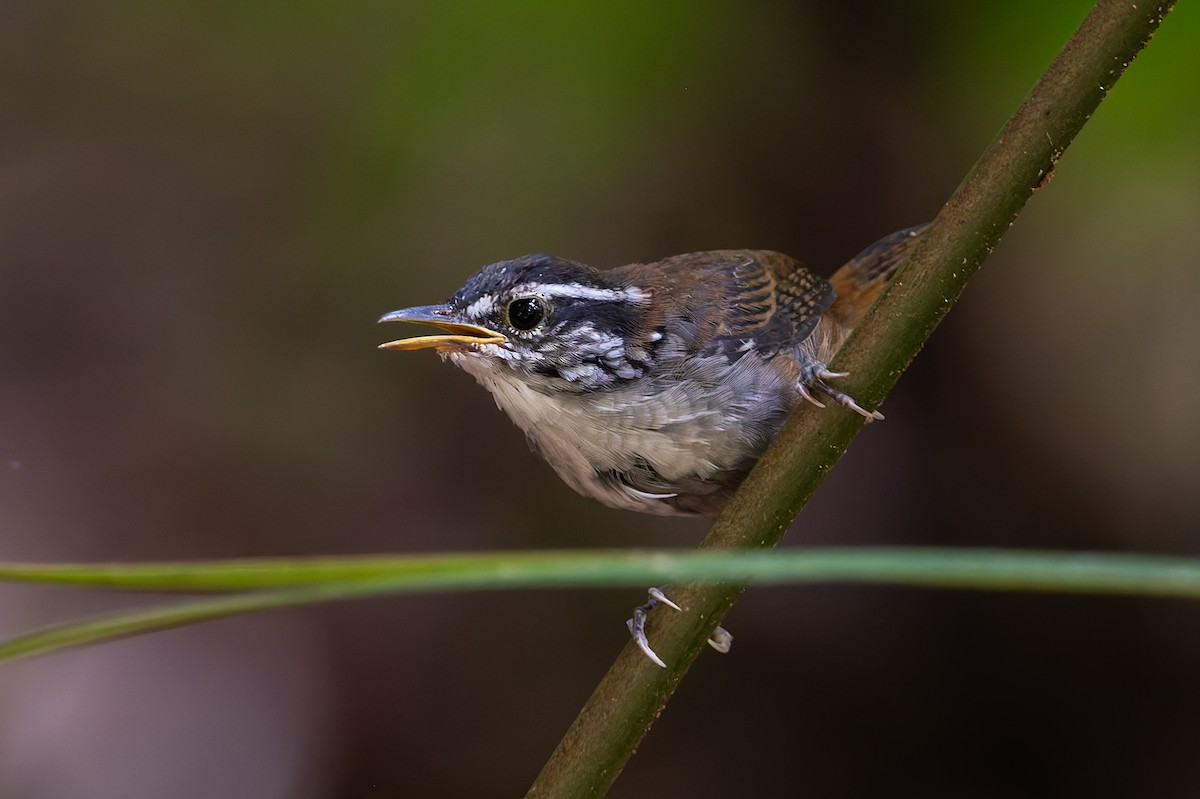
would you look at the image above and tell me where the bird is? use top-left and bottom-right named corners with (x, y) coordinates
top-left (378, 225), bottom-right (925, 519)
top-left (379, 225), bottom-right (925, 665)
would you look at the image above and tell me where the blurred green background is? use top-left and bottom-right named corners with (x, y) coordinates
top-left (1, 1), bottom-right (1198, 796)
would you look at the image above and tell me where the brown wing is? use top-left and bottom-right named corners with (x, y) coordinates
top-left (653, 249), bottom-right (835, 358)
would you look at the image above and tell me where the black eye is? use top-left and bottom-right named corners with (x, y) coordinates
top-left (506, 297), bottom-right (546, 331)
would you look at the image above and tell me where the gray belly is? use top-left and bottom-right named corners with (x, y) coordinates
top-left (456, 351), bottom-right (797, 516)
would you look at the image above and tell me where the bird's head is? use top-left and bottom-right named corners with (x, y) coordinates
top-left (379, 255), bottom-right (658, 391)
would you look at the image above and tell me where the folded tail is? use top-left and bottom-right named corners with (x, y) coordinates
top-left (828, 224), bottom-right (928, 328)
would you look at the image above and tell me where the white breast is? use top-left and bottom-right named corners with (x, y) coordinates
top-left (450, 349), bottom-right (796, 513)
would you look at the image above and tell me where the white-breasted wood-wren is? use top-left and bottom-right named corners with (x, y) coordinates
top-left (379, 226), bottom-right (924, 518)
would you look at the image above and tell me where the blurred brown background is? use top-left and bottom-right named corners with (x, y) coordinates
top-left (1, 1), bottom-right (1198, 797)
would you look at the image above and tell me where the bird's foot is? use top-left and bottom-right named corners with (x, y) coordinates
top-left (707, 624), bottom-right (733, 654)
top-left (627, 587), bottom-right (733, 667)
top-left (627, 587), bottom-right (678, 668)
top-left (798, 363), bottom-right (884, 421)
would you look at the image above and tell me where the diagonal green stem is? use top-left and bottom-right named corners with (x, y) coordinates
top-left (527, 2), bottom-right (1177, 796)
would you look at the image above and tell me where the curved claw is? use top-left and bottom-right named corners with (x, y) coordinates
top-left (830, 391), bottom-right (885, 421)
top-left (627, 586), bottom-right (683, 668)
top-left (706, 625), bottom-right (733, 654)
top-left (647, 586), bottom-right (682, 612)
top-left (798, 362), bottom-right (884, 421)
top-left (796, 381), bottom-right (827, 409)
top-left (627, 610), bottom-right (668, 668)
top-left (627, 588), bottom-right (735, 666)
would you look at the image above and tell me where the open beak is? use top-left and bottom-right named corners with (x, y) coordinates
top-left (377, 304), bottom-right (506, 351)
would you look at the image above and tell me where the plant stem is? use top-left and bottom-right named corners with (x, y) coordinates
top-left (527, 2), bottom-right (1177, 796)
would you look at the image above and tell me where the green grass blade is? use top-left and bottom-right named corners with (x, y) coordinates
top-left (0, 581), bottom-right (396, 662)
top-left (3, 548), bottom-right (1200, 663)
top-left (2, 548), bottom-right (1200, 595)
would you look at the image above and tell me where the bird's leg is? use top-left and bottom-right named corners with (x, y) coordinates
top-left (627, 587), bottom-right (679, 668)
top-left (627, 587), bottom-right (733, 668)
top-left (798, 362), bottom-right (884, 421)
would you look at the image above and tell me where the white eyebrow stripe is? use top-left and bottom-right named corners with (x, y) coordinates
top-left (464, 294), bottom-right (497, 319)
top-left (513, 283), bottom-right (650, 305)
